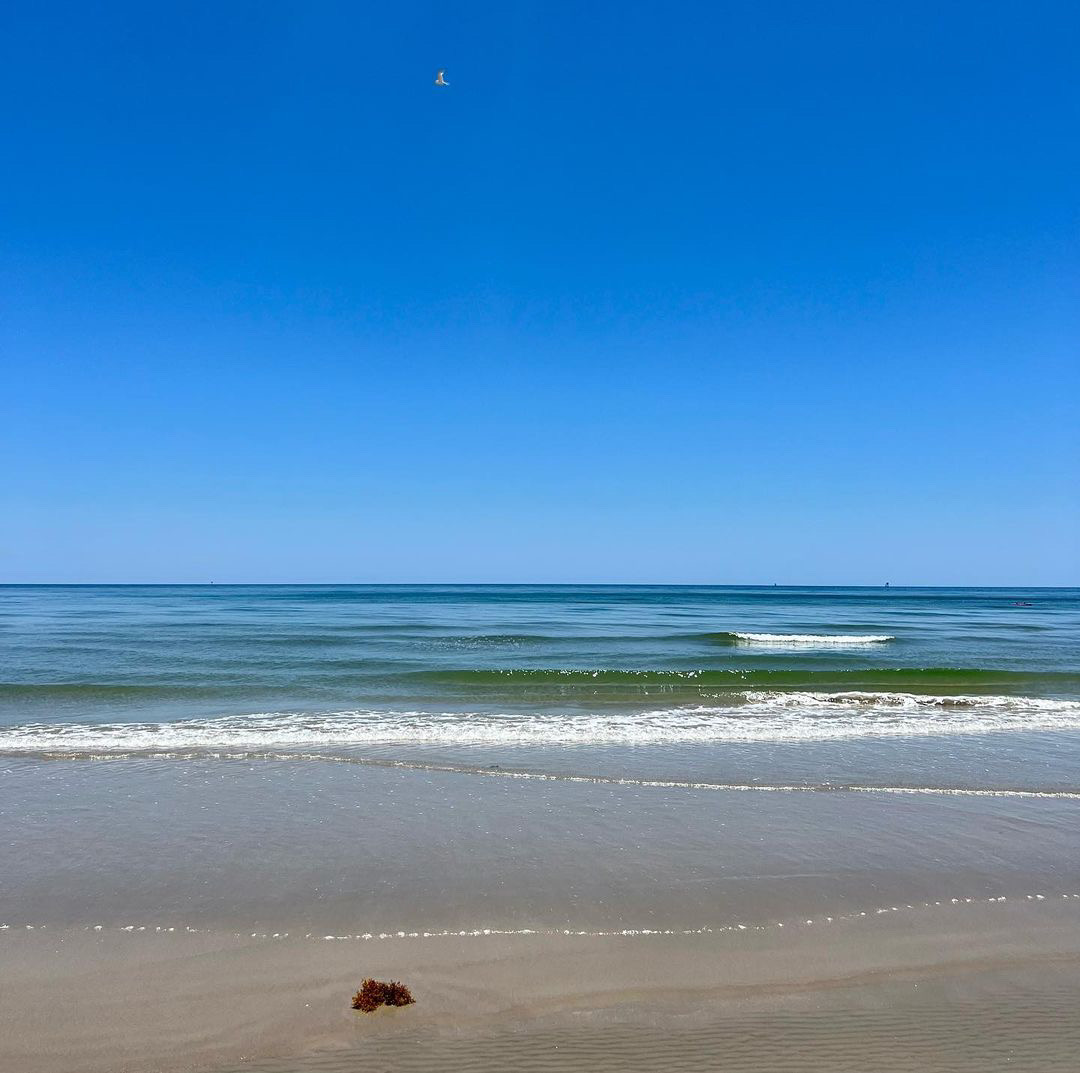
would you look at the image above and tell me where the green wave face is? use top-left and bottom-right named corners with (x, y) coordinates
top-left (4, 667), bottom-right (1078, 704)
top-left (411, 667), bottom-right (1080, 691)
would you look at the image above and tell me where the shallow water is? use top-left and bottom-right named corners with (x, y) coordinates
top-left (6, 754), bottom-right (1080, 934)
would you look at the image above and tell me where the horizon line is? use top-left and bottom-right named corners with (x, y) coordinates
top-left (0, 582), bottom-right (1075, 590)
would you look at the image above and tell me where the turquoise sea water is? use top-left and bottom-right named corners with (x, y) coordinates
top-left (2, 585), bottom-right (1079, 727)
top-left (1, 584), bottom-right (1079, 785)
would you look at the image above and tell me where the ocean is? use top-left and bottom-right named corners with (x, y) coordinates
top-left (3, 584), bottom-right (1079, 753)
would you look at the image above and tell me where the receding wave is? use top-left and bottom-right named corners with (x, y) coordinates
top-left (2, 690), bottom-right (1080, 753)
top-left (13, 751), bottom-right (1080, 800)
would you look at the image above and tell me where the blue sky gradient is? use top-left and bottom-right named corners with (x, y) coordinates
top-left (3, 1), bottom-right (1077, 583)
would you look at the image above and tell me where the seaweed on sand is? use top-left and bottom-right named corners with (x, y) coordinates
top-left (351, 978), bottom-right (415, 1012)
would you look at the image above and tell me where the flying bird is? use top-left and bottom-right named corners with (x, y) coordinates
top-left (434, 70), bottom-right (449, 86)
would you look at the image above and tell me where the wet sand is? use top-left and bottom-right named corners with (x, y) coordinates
top-left (3, 899), bottom-right (1080, 1073)
top-left (4, 754), bottom-right (1080, 1071)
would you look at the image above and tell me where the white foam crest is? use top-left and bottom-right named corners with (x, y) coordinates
top-left (732, 633), bottom-right (895, 646)
top-left (2, 692), bottom-right (1079, 752)
top-left (742, 690), bottom-right (1079, 712)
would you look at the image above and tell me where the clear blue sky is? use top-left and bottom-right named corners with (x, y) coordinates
top-left (2, 1), bottom-right (1077, 584)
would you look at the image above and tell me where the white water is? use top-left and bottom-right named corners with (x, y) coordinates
top-left (3, 691), bottom-right (1080, 751)
top-left (732, 633), bottom-right (895, 646)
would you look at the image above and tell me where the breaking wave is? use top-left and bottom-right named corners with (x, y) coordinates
top-left (2, 691), bottom-right (1080, 753)
top-left (726, 632), bottom-right (894, 646)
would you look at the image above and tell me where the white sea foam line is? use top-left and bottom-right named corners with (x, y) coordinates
top-left (23, 747), bottom-right (1080, 799)
top-left (343, 755), bottom-right (1080, 800)
top-left (5, 892), bottom-right (1080, 943)
top-left (175, 751), bottom-right (1080, 800)
top-left (4, 691), bottom-right (1080, 750)
top-left (732, 633), bottom-right (895, 646)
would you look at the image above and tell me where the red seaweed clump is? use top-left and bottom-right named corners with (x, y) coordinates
top-left (381, 980), bottom-right (415, 1007)
top-left (351, 978), bottom-right (415, 1012)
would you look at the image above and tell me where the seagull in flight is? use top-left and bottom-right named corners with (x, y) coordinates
top-left (434, 69), bottom-right (449, 86)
